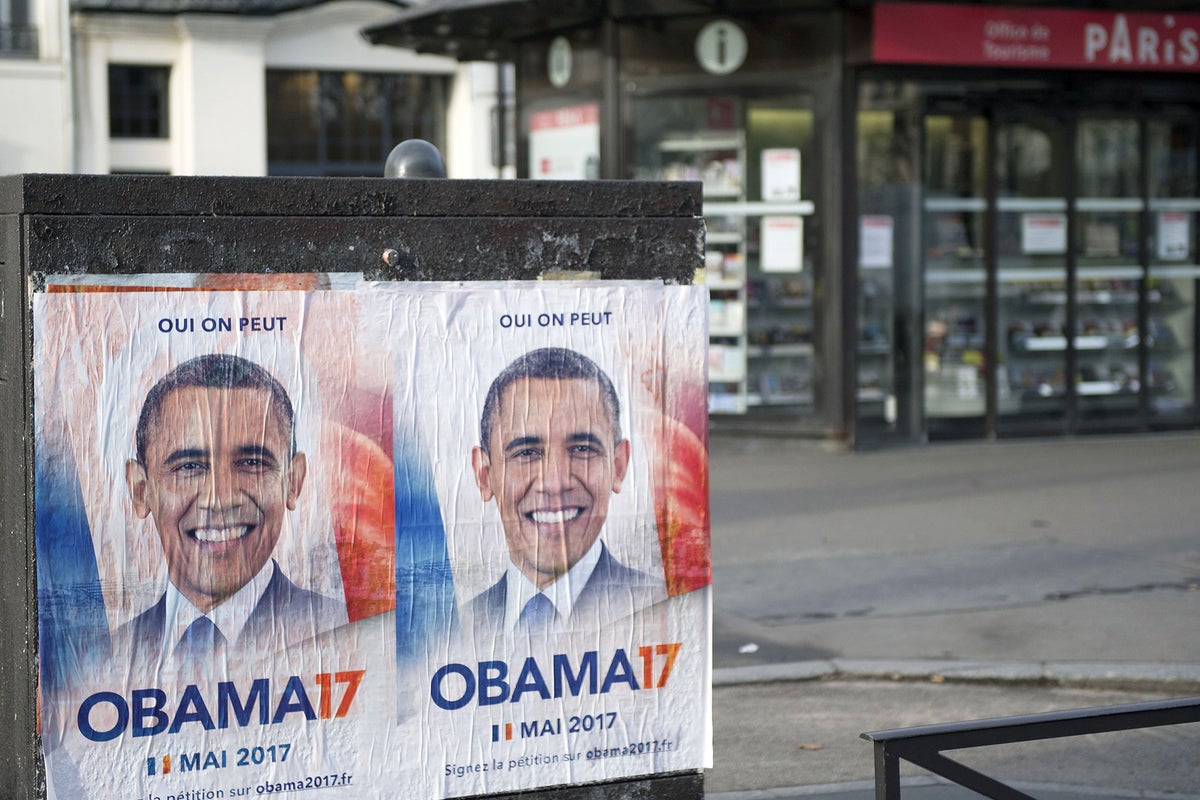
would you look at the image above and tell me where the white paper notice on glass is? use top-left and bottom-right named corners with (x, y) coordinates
top-left (761, 216), bottom-right (803, 273)
top-left (1021, 213), bottom-right (1067, 254)
top-left (1158, 211), bottom-right (1191, 261)
top-left (761, 148), bottom-right (801, 201)
top-left (957, 366), bottom-right (979, 400)
top-left (528, 103), bottom-right (600, 180)
top-left (859, 215), bottom-right (893, 268)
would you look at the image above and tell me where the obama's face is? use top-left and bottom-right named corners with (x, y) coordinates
top-left (472, 377), bottom-right (629, 590)
top-left (126, 385), bottom-right (306, 613)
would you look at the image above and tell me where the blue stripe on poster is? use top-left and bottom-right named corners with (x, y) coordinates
top-left (35, 444), bottom-right (110, 696)
top-left (393, 431), bottom-right (458, 665)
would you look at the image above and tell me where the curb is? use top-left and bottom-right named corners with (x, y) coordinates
top-left (712, 659), bottom-right (1200, 693)
top-left (707, 778), bottom-right (1200, 800)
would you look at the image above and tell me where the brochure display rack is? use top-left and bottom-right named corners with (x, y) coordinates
top-left (637, 96), bottom-right (816, 416)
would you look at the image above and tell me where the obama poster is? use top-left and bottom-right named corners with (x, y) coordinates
top-left (34, 279), bottom-right (711, 800)
top-left (380, 281), bottom-right (712, 798)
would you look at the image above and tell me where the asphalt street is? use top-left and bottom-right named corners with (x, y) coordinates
top-left (702, 432), bottom-right (1200, 799)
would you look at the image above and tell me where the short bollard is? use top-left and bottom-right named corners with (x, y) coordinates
top-left (385, 138), bottom-right (448, 178)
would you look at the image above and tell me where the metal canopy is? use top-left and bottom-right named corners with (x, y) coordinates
top-left (361, 0), bottom-right (600, 60)
top-left (361, 0), bottom-right (832, 60)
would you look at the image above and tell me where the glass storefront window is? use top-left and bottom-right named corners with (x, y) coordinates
top-left (856, 82), bottom-right (921, 440)
top-left (995, 117), bottom-right (1071, 430)
top-left (629, 93), bottom-right (816, 417)
top-left (857, 109), bottom-right (898, 431)
top-left (923, 114), bottom-right (988, 435)
top-left (1148, 119), bottom-right (1199, 419)
top-left (266, 71), bottom-right (447, 177)
top-left (1074, 118), bottom-right (1143, 424)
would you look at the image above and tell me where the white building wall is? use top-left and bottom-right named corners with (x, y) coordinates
top-left (0, 0), bottom-right (70, 173)
top-left (444, 61), bottom-right (514, 180)
top-left (73, 15), bottom-right (183, 174)
top-left (177, 15), bottom-right (270, 175)
top-left (2, 0), bottom-right (506, 178)
top-left (0, 60), bottom-right (69, 172)
top-left (265, 0), bottom-right (447, 73)
top-left (70, 0), bottom-right (475, 177)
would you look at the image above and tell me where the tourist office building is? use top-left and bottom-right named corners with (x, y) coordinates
top-left (367, 1), bottom-right (1200, 447)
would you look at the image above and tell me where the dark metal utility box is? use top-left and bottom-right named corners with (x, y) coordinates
top-left (0, 174), bottom-right (707, 800)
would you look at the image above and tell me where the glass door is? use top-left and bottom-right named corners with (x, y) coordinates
top-left (627, 92), bottom-right (818, 419)
top-left (631, 96), bottom-right (752, 414)
top-left (856, 98), bottom-right (922, 444)
top-left (1073, 118), bottom-right (1145, 429)
top-left (1147, 117), bottom-right (1200, 422)
top-left (994, 115), bottom-right (1071, 434)
top-left (922, 113), bottom-right (989, 438)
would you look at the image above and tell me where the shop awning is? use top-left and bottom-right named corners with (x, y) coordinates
top-left (361, 0), bottom-right (602, 60)
top-left (361, 0), bottom-right (832, 61)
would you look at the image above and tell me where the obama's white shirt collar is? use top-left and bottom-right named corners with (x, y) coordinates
top-left (162, 558), bottom-right (275, 656)
top-left (501, 537), bottom-right (603, 634)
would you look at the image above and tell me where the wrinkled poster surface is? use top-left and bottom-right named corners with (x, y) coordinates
top-left (35, 279), bottom-right (711, 800)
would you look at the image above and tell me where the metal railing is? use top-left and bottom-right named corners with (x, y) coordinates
top-left (0, 24), bottom-right (38, 58)
top-left (861, 695), bottom-right (1200, 800)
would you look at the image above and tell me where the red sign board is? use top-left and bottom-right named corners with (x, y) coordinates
top-left (529, 102), bottom-right (599, 132)
top-left (874, 2), bottom-right (1200, 72)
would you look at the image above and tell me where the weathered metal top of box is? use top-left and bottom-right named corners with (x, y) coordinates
top-left (72, 0), bottom-right (406, 17)
top-left (0, 175), bottom-right (702, 219)
top-left (5, 175), bottom-right (703, 283)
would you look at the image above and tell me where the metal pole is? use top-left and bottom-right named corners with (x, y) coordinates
top-left (873, 742), bottom-right (901, 800)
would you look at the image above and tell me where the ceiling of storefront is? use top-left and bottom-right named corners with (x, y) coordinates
top-left (361, 0), bottom-right (846, 59)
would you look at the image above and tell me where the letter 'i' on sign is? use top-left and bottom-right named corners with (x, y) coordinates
top-left (695, 20), bottom-right (748, 75)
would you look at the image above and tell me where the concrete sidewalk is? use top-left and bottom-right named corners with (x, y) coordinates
top-left (701, 433), bottom-right (1200, 799)
top-left (707, 676), bottom-right (1200, 800)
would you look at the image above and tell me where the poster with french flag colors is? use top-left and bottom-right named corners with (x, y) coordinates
top-left (34, 278), bottom-right (711, 800)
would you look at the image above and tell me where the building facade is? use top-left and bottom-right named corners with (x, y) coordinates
top-left (368, 0), bottom-right (1200, 447)
top-left (0, 0), bottom-right (509, 177)
top-left (0, 0), bottom-right (71, 171)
